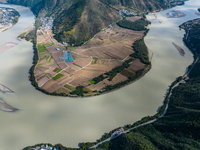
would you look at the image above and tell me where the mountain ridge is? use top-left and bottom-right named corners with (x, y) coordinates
top-left (3, 0), bottom-right (180, 45)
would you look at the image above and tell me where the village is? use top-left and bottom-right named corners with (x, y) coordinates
top-left (0, 7), bottom-right (20, 32)
top-left (30, 144), bottom-right (58, 150)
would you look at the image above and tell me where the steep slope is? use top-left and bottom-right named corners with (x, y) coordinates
top-left (52, 0), bottom-right (170, 45)
top-left (4, 0), bottom-right (180, 45)
top-left (53, 0), bottom-right (120, 46)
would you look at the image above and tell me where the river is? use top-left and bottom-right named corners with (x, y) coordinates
top-left (0, 1), bottom-right (199, 149)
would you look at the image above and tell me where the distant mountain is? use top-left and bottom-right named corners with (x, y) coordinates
top-left (4, 0), bottom-right (182, 45)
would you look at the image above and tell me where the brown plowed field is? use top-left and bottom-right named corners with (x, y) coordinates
top-left (56, 87), bottom-right (70, 94)
top-left (46, 82), bottom-right (61, 93)
top-left (38, 76), bottom-right (49, 87)
top-left (70, 76), bottom-right (90, 87)
top-left (129, 59), bottom-right (146, 71)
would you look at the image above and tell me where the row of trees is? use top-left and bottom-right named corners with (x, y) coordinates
top-left (117, 18), bottom-right (150, 31)
top-left (130, 39), bottom-right (150, 64)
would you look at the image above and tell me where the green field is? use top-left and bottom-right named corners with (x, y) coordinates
top-left (48, 57), bottom-right (53, 63)
top-left (44, 43), bottom-right (53, 47)
top-left (39, 55), bottom-right (50, 61)
top-left (88, 80), bottom-right (96, 84)
top-left (37, 45), bottom-right (46, 53)
top-left (64, 84), bottom-right (76, 90)
top-left (73, 63), bottom-right (82, 68)
top-left (52, 74), bottom-right (64, 80)
top-left (56, 68), bottom-right (62, 73)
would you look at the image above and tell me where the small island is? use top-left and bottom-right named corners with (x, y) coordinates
top-left (0, 7), bottom-right (20, 32)
top-left (172, 42), bottom-right (185, 56)
top-left (27, 16), bottom-right (151, 97)
top-left (0, 84), bottom-right (14, 93)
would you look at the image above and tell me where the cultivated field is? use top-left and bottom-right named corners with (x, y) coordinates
top-left (34, 16), bottom-right (150, 96)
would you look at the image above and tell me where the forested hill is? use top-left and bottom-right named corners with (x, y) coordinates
top-left (3, 0), bottom-right (183, 46)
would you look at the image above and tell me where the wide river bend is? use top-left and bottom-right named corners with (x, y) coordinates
top-left (0, 1), bottom-right (199, 149)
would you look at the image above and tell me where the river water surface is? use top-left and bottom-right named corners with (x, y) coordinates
top-left (0, 1), bottom-right (199, 149)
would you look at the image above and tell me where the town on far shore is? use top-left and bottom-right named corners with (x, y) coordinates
top-left (0, 7), bottom-right (20, 32)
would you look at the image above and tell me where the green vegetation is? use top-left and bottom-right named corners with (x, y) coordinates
top-left (73, 63), bottom-right (82, 68)
top-left (35, 19), bottom-right (42, 28)
top-left (72, 55), bottom-right (76, 60)
top-left (130, 39), bottom-right (150, 64)
top-left (117, 18), bottom-right (150, 31)
top-left (23, 143), bottom-right (77, 150)
top-left (39, 56), bottom-right (48, 61)
top-left (53, 0), bottom-right (86, 45)
top-left (37, 45), bottom-right (46, 53)
top-left (56, 68), bottom-right (62, 73)
top-left (92, 74), bottom-right (106, 84)
top-left (88, 80), bottom-right (96, 84)
top-left (92, 58), bottom-right (136, 84)
top-left (52, 74), bottom-right (64, 80)
top-left (70, 86), bottom-right (85, 96)
top-left (64, 84), bottom-right (76, 90)
top-left (44, 43), bottom-right (53, 47)
top-left (25, 29), bottom-right (36, 42)
top-left (18, 29), bottom-right (36, 42)
top-left (48, 56), bottom-right (53, 63)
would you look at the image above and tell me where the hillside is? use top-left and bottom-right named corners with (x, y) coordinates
top-left (4, 0), bottom-right (181, 45)
top-left (52, 0), bottom-right (170, 45)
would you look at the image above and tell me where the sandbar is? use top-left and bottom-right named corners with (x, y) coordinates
top-left (0, 42), bottom-right (17, 54)
top-left (0, 84), bottom-right (14, 93)
top-left (0, 98), bottom-right (18, 112)
top-left (172, 42), bottom-right (185, 56)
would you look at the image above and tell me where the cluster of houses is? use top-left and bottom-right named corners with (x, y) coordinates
top-left (40, 17), bottom-right (54, 30)
top-left (0, 7), bottom-right (15, 25)
top-left (118, 9), bottom-right (136, 17)
top-left (31, 144), bottom-right (58, 150)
